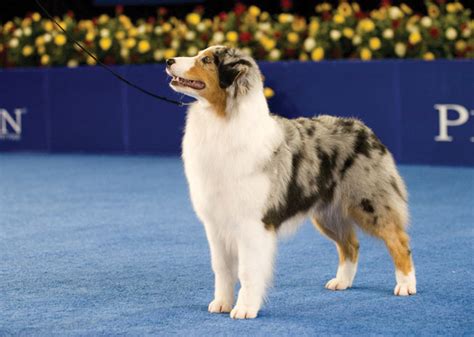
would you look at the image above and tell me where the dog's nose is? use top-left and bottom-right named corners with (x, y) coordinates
top-left (166, 58), bottom-right (176, 67)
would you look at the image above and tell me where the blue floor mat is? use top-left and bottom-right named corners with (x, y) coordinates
top-left (0, 154), bottom-right (473, 336)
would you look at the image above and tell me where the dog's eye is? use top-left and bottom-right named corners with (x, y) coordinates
top-left (201, 56), bottom-right (212, 64)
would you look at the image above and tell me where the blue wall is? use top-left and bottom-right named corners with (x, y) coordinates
top-left (1, 60), bottom-right (473, 165)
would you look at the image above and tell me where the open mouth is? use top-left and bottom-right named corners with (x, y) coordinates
top-left (171, 76), bottom-right (205, 90)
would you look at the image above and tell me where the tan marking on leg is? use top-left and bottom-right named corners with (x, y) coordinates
top-left (311, 217), bottom-right (359, 263)
top-left (349, 206), bottom-right (413, 275)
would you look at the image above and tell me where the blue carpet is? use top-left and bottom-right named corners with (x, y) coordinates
top-left (0, 154), bottom-right (473, 336)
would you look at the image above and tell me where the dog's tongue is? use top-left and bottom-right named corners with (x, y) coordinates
top-left (176, 77), bottom-right (205, 90)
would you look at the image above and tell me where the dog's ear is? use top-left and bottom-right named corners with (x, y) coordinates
top-left (218, 63), bottom-right (241, 89)
top-left (218, 60), bottom-right (252, 89)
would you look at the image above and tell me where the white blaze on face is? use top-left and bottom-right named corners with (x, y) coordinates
top-left (167, 56), bottom-right (196, 77)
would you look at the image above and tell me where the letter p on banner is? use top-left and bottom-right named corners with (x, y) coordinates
top-left (434, 104), bottom-right (469, 142)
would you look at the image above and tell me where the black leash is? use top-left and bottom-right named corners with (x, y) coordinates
top-left (34, 0), bottom-right (189, 107)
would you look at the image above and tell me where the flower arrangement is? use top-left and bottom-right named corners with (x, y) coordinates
top-left (0, 1), bottom-right (472, 68)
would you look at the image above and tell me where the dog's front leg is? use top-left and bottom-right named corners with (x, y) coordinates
top-left (206, 226), bottom-right (238, 313)
top-left (231, 224), bottom-right (276, 319)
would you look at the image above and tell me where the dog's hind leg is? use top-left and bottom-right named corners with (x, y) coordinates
top-left (349, 203), bottom-right (416, 296)
top-left (312, 216), bottom-right (359, 291)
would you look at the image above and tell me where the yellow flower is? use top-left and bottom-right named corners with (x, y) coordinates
top-left (37, 45), bottom-right (46, 55)
top-left (278, 13), bottom-right (293, 24)
top-left (35, 36), bottom-right (45, 46)
top-left (44, 21), bottom-right (54, 32)
top-left (446, 3), bottom-right (457, 13)
top-left (98, 14), bottom-right (109, 24)
top-left (32, 12), bottom-right (41, 22)
top-left (264, 87), bottom-right (274, 98)
top-left (311, 47), bottom-right (324, 61)
top-left (22, 17), bottom-right (32, 28)
top-left (409, 31), bottom-right (422, 45)
top-left (423, 52), bottom-right (435, 60)
top-left (359, 19), bottom-right (375, 32)
top-left (115, 31), bottom-right (126, 40)
top-left (299, 53), bottom-right (309, 61)
top-left (455, 40), bottom-right (466, 51)
top-left (428, 5), bottom-right (439, 18)
top-left (309, 20), bottom-right (320, 36)
top-left (54, 34), bottom-right (67, 46)
top-left (260, 11), bottom-right (270, 21)
top-left (85, 31), bottom-right (95, 42)
top-left (360, 48), bottom-right (372, 60)
top-left (162, 23), bottom-right (172, 32)
top-left (86, 56), bottom-right (97, 65)
top-left (292, 18), bottom-right (306, 32)
top-left (128, 27), bottom-right (138, 37)
top-left (22, 45), bottom-right (33, 57)
top-left (249, 5), bottom-right (261, 17)
top-left (343, 28), bottom-right (354, 39)
top-left (400, 3), bottom-right (412, 15)
top-left (338, 3), bottom-right (352, 17)
top-left (126, 38), bottom-right (136, 49)
top-left (40, 54), bottom-right (50, 65)
top-left (333, 14), bottom-right (345, 24)
top-left (99, 37), bottom-right (112, 51)
top-left (369, 37), bottom-right (381, 50)
top-left (260, 36), bottom-right (276, 51)
top-left (352, 3), bottom-right (360, 12)
top-left (315, 3), bottom-right (332, 12)
top-left (0, 44), bottom-right (3, 53)
top-left (226, 31), bottom-right (238, 42)
top-left (164, 49), bottom-right (176, 60)
top-left (186, 13), bottom-right (201, 25)
top-left (138, 40), bottom-right (151, 53)
top-left (287, 32), bottom-right (299, 44)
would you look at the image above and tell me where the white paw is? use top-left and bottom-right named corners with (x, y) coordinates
top-left (325, 278), bottom-right (351, 291)
top-left (394, 269), bottom-right (416, 296)
top-left (208, 299), bottom-right (232, 313)
top-left (230, 306), bottom-right (258, 319)
top-left (394, 283), bottom-right (417, 296)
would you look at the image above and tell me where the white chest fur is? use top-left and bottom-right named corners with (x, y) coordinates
top-left (182, 94), bottom-right (281, 230)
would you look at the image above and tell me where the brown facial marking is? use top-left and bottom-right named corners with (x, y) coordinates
top-left (185, 50), bottom-right (227, 117)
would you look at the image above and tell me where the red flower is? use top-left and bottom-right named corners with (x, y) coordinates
top-left (322, 12), bottom-right (332, 21)
top-left (194, 5), bottom-right (205, 15)
top-left (115, 5), bottom-right (124, 15)
top-left (239, 31), bottom-right (252, 42)
top-left (105, 55), bottom-right (116, 65)
top-left (147, 16), bottom-right (156, 24)
top-left (274, 31), bottom-right (282, 38)
top-left (460, 23), bottom-right (467, 31)
top-left (392, 19), bottom-right (400, 29)
top-left (218, 11), bottom-right (228, 21)
top-left (158, 7), bottom-right (168, 16)
top-left (234, 3), bottom-right (246, 16)
top-left (429, 27), bottom-right (440, 38)
top-left (281, 0), bottom-right (293, 11)
top-left (201, 33), bottom-right (209, 42)
top-left (285, 48), bottom-right (296, 57)
top-left (66, 10), bottom-right (74, 18)
top-left (355, 11), bottom-right (366, 19)
top-left (380, 0), bottom-right (391, 7)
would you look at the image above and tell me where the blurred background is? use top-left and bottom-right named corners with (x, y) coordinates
top-left (0, 1), bottom-right (473, 336)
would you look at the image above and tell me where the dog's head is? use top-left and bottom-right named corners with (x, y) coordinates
top-left (165, 46), bottom-right (263, 116)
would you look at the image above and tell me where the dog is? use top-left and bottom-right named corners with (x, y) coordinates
top-left (165, 46), bottom-right (417, 319)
